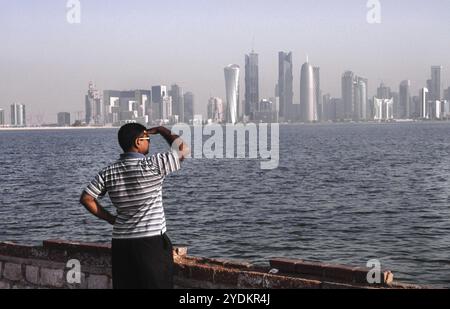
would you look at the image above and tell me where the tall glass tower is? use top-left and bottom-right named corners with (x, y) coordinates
top-left (11, 103), bottom-right (26, 127)
top-left (399, 80), bottom-right (411, 119)
top-left (224, 64), bottom-right (240, 124)
top-left (300, 60), bottom-right (316, 122)
top-left (245, 51), bottom-right (259, 120)
top-left (431, 66), bottom-right (442, 101)
top-left (278, 52), bottom-right (293, 121)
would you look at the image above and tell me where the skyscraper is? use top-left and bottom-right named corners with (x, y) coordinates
top-left (341, 71), bottom-right (368, 121)
top-left (134, 90), bottom-right (151, 124)
top-left (57, 112), bottom-right (71, 126)
top-left (224, 64), bottom-right (240, 124)
top-left (412, 96), bottom-right (420, 119)
top-left (169, 84), bottom-right (184, 122)
top-left (103, 90), bottom-right (122, 124)
top-left (356, 78), bottom-right (368, 121)
top-left (300, 60), bottom-right (316, 122)
top-left (342, 71), bottom-right (355, 120)
top-left (313, 67), bottom-right (322, 121)
top-left (151, 85), bottom-right (168, 121)
top-left (0, 109), bottom-right (5, 126)
top-left (444, 87), bottom-right (450, 101)
top-left (85, 82), bottom-right (103, 125)
top-left (278, 52), bottom-right (293, 121)
top-left (207, 97), bottom-right (224, 123)
top-left (430, 66), bottom-right (442, 101)
top-left (373, 98), bottom-right (394, 121)
top-left (10, 103), bottom-right (26, 127)
top-left (245, 51), bottom-right (259, 120)
top-left (399, 80), bottom-right (411, 119)
top-left (103, 90), bottom-right (150, 125)
top-left (377, 83), bottom-right (392, 99)
top-left (183, 92), bottom-right (194, 124)
top-left (420, 88), bottom-right (429, 119)
top-left (161, 96), bottom-right (172, 122)
top-left (391, 91), bottom-right (399, 119)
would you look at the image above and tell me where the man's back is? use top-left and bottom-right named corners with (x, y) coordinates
top-left (80, 124), bottom-right (189, 289)
top-left (85, 151), bottom-right (180, 239)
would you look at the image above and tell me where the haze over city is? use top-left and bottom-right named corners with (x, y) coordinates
top-left (1, 0), bottom-right (450, 124)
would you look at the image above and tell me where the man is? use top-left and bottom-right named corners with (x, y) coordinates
top-left (80, 123), bottom-right (190, 289)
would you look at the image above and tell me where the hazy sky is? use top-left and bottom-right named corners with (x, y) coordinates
top-left (1, 0), bottom-right (450, 124)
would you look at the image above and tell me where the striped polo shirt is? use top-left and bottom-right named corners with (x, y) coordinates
top-left (84, 151), bottom-right (181, 239)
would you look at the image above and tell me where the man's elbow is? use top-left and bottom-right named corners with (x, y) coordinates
top-left (179, 144), bottom-right (191, 161)
top-left (79, 192), bottom-right (94, 205)
top-left (181, 144), bottom-right (191, 157)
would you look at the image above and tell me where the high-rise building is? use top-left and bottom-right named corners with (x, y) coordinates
top-left (331, 98), bottom-right (342, 122)
top-left (342, 71), bottom-right (355, 120)
top-left (253, 99), bottom-right (278, 123)
top-left (118, 91), bottom-right (138, 123)
top-left (420, 88), bottom-right (429, 119)
top-left (427, 79), bottom-right (432, 96)
top-left (444, 87), bottom-right (450, 101)
top-left (300, 60), bottom-right (316, 122)
top-left (183, 92), bottom-right (194, 124)
top-left (391, 91), bottom-right (399, 119)
top-left (0, 109), bottom-right (5, 126)
top-left (169, 84), bottom-right (184, 123)
top-left (245, 51), bottom-right (259, 120)
top-left (10, 103), bottom-right (26, 127)
top-left (151, 85), bottom-right (168, 121)
top-left (411, 96), bottom-right (420, 119)
top-left (429, 100), bottom-right (442, 120)
top-left (322, 94), bottom-right (331, 121)
top-left (85, 82), bottom-right (103, 125)
top-left (341, 71), bottom-right (368, 121)
top-left (356, 78), bottom-right (368, 121)
top-left (57, 112), bottom-right (71, 126)
top-left (442, 100), bottom-right (450, 119)
top-left (399, 80), bottom-right (411, 119)
top-left (103, 90), bottom-right (122, 124)
top-left (313, 67), bottom-right (322, 121)
top-left (373, 98), bottom-right (394, 121)
top-left (272, 84), bottom-right (280, 119)
top-left (134, 90), bottom-right (151, 124)
top-left (161, 96), bottom-right (172, 122)
top-left (103, 90), bottom-right (150, 125)
top-left (207, 97), bottom-right (224, 123)
top-left (224, 64), bottom-right (240, 124)
top-left (377, 83), bottom-right (391, 99)
top-left (278, 52), bottom-right (293, 121)
top-left (430, 66), bottom-right (442, 101)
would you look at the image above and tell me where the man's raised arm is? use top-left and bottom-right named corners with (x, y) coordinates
top-left (148, 126), bottom-right (190, 161)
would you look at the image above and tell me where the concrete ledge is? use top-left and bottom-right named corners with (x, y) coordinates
top-left (0, 240), bottom-right (424, 289)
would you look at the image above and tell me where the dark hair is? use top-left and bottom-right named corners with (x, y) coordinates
top-left (118, 123), bottom-right (147, 152)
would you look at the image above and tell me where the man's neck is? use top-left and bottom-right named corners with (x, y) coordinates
top-left (120, 152), bottom-right (146, 159)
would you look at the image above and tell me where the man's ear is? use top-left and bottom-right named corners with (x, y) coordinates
top-left (134, 137), bottom-right (140, 148)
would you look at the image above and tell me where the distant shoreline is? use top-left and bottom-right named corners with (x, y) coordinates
top-left (0, 126), bottom-right (117, 131)
top-left (1, 120), bottom-right (450, 131)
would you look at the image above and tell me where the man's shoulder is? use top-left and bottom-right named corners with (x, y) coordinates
top-left (98, 160), bottom-right (123, 174)
top-left (144, 151), bottom-right (175, 161)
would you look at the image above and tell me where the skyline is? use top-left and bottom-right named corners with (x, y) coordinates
top-left (1, 1), bottom-right (450, 123)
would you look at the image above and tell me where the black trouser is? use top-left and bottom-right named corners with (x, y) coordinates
top-left (112, 233), bottom-right (174, 289)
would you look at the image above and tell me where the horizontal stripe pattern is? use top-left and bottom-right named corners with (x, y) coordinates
top-left (84, 151), bottom-right (181, 239)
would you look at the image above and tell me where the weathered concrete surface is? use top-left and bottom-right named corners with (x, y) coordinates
top-left (0, 240), bottom-right (424, 289)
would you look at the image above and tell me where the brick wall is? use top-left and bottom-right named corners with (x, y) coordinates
top-left (0, 240), bottom-right (423, 289)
